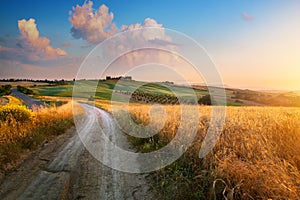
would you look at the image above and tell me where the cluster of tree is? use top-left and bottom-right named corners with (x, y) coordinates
top-left (0, 78), bottom-right (71, 85)
top-left (106, 76), bottom-right (132, 81)
top-left (17, 85), bottom-right (35, 95)
top-left (0, 85), bottom-right (12, 96)
top-left (198, 94), bottom-right (214, 105)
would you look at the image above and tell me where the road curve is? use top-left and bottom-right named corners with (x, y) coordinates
top-left (11, 88), bottom-right (45, 109)
top-left (0, 103), bottom-right (154, 200)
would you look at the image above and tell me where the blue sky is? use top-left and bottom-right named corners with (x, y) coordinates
top-left (0, 0), bottom-right (299, 90)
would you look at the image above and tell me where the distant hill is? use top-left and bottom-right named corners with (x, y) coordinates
top-left (13, 79), bottom-right (300, 107)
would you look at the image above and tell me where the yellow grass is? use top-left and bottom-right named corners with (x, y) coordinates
top-left (111, 104), bottom-right (300, 199)
top-left (0, 102), bottom-right (75, 170)
top-left (0, 97), bottom-right (8, 106)
top-left (6, 95), bottom-right (24, 106)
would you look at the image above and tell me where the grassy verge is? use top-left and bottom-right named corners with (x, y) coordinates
top-left (113, 105), bottom-right (300, 199)
top-left (0, 97), bottom-right (8, 106)
top-left (5, 95), bottom-right (24, 106)
top-left (0, 102), bottom-right (75, 171)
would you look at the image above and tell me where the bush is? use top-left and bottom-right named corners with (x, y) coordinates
top-left (0, 105), bottom-right (32, 122)
top-left (17, 85), bottom-right (34, 95)
top-left (0, 85), bottom-right (12, 96)
top-left (0, 102), bottom-right (75, 169)
top-left (198, 94), bottom-right (213, 105)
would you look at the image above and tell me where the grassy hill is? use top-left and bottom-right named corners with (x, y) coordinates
top-left (28, 80), bottom-right (300, 106)
top-left (31, 80), bottom-right (210, 102)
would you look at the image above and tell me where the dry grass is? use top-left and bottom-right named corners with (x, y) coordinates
top-left (112, 104), bottom-right (300, 199)
top-left (2, 95), bottom-right (24, 106)
top-left (0, 102), bottom-right (75, 170)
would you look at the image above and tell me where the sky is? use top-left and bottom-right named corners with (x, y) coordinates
top-left (0, 0), bottom-right (299, 90)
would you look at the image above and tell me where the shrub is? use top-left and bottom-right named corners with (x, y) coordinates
top-left (17, 85), bottom-right (34, 95)
top-left (0, 102), bottom-right (75, 170)
top-left (0, 85), bottom-right (12, 96)
top-left (198, 94), bottom-right (213, 105)
top-left (0, 105), bottom-right (32, 122)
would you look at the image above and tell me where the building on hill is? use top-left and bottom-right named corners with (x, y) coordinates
top-left (106, 76), bottom-right (132, 81)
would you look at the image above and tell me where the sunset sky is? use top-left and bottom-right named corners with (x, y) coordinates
top-left (0, 0), bottom-right (299, 90)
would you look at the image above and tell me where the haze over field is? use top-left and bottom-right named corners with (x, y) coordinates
top-left (0, 0), bottom-right (299, 90)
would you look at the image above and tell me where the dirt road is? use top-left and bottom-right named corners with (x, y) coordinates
top-left (0, 103), bottom-right (155, 200)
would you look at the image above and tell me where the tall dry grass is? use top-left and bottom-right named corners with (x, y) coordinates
top-left (114, 105), bottom-right (300, 199)
top-left (0, 102), bottom-right (74, 170)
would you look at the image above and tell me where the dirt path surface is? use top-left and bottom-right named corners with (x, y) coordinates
top-left (0, 104), bottom-right (155, 200)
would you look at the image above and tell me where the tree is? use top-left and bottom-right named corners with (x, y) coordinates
top-left (0, 85), bottom-right (12, 96)
top-left (198, 94), bottom-right (213, 105)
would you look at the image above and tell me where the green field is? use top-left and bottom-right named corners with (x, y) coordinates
top-left (31, 85), bottom-right (73, 97)
top-left (31, 80), bottom-right (210, 102)
top-left (28, 80), bottom-right (300, 106)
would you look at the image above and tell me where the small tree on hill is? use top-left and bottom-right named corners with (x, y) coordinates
top-left (198, 94), bottom-right (214, 105)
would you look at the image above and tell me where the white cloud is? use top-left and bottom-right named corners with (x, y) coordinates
top-left (18, 18), bottom-right (67, 60)
top-left (69, 1), bottom-right (117, 44)
top-left (1, 18), bottom-right (67, 63)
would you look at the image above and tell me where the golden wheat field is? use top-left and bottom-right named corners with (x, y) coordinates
top-left (111, 103), bottom-right (300, 199)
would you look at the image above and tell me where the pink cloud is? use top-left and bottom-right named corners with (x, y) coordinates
top-left (68, 1), bottom-right (184, 79)
top-left (61, 42), bottom-right (72, 48)
top-left (241, 12), bottom-right (254, 21)
top-left (69, 1), bottom-right (117, 44)
top-left (0, 19), bottom-right (67, 63)
top-left (18, 18), bottom-right (67, 60)
top-left (69, 2), bottom-right (172, 46)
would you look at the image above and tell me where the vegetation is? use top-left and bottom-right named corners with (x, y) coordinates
top-left (32, 80), bottom-right (210, 102)
top-left (17, 85), bottom-right (35, 95)
top-left (0, 85), bottom-right (11, 96)
top-left (30, 79), bottom-right (300, 106)
top-left (0, 105), bottom-right (32, 122)
top-left (0, 102), bottom-right (75, 171)
top-left (198, 94), bottom-right (214, 105)
top-left (0, 78), bottom-right (70, 85)
top-left (232, 90), bottom-right (300, 107)
top-left (6, 95), bottom-right (24, 106)
top-left (112, 104), bottom-right (300, 199)
top-left (3, 80), bottom-right (300, 198)
top-left (130, 91), bottom-right (179, 104)
top-left (0, 95), bottom-right (23, 107)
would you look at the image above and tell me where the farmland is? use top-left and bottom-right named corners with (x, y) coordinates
top-left (28, 79), bottom-right (300, 107)
top-left (2, 80), bottom-right (300, 199)
top-left (111, 103), bottom-right (300, 199)
top-left (31, 80), bottom-right (207, 98)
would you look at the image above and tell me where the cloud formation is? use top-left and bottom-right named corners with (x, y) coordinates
top-left (69, 1), bottom-right (117, 44)
top-left (0, 18), bottom-right (67, 63)
top-left (241, 12), bottom-right (254, 21)
top-left (61, 42), bottom-right (72, 48)
top-left (18, 18), bottom-right (67, 60)
top-left (69, 2), bottom-right (172, 46)
top-left (68, 1), bottom-right (185, 79)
